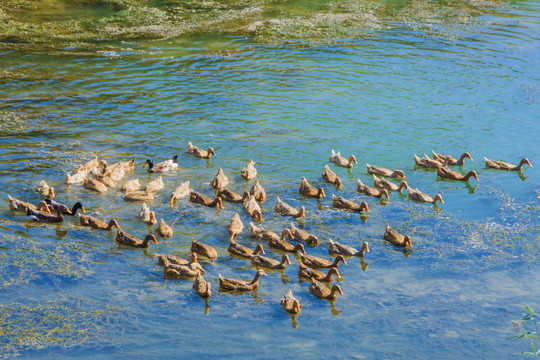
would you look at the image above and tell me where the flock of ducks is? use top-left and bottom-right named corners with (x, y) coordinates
top-left (6, 142), bottom-right (532, 318)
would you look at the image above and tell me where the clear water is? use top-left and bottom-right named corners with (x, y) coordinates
top-left (1, 1), bottom-right (539, 358)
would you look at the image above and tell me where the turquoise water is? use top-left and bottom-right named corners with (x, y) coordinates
top-left (1, 1), bottom-right (539, 358)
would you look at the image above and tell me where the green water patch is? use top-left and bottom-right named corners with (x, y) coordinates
top-left (0, 295), bottom-right (133, 359)
top-left (0, 234), bottom-right (93, 288)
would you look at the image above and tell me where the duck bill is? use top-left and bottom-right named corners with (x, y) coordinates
top-left (81, 206), bottom-right (86, 213)
top-left (169, 194), bottom-right (176, 205)
top-left (295, 303), bottom-right (301, 313)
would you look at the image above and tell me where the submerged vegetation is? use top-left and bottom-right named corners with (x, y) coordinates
top-left (0, 0), bottom-right (511, 56)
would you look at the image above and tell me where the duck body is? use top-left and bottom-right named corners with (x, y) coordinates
top-left (357, 179), bottom-right (389, 199)
top-left (212, 168), bottom-right (229, 189)
top-left (414, 154), bottom-right (444, 169)
top-left (249, 180), bottom-right (266, 202)
top-left (275, 197), bottom-right (305, 218)
top-left (432, 151), bottom-right (473, 166)
top-left (84, 177), bottom-right (108, 193)
top-left (250, 223), bottom-right (301, 254)
top-left (37, 180), bottom-right (55, 199)
top-left (26, 203), bottom-right (70, 223)
top-left (289, 222), bottom-right (319, 246)
top-left (123, 190), bottom-right (155, 202)
top-left (81, 156), bottom-right (100, 173)
top-left (137, 203), bottom-right (157, 225)
top-left (217, 188), bottom-right (247, 203)
top-left (384, 224), bottom-right (412, 248)
top-left (298, 263), bottom-right (341, 282)
top-left (170, 181), bottom-right (190, 204)
top-left (144, 156), bottom-right (178, 172)
top-left (116, 230), bottom-right (158, 248)
top-left (407, 187), bottom-right (444, 205)
top-left (243, 194), bottom-right (262, 221)
top-left (250, 253), bottom-right (291, 270)
top-left (66, 168), bottom-right (87, 185)
top-left (228, 213), bottom-right (244, 241)
top-left (372, 175), bottom-right (408, 192)
top-left (190, 190), bottom-right (223, 209)
top-left (155, 218), bottom-right (173, 238)
top-left (300, 253), bottom-right (347, 269)
top-left (280, 289), bottom-right (301, 314)
top-left (156, 253), bottom-right (197, 266)
top-left (8, 195), bottom-right (37, 212)
top-left (329, 150), bottom-right (357, 168)
top-left (228, 241), bottom-right (265, 258)
top-left (484, 157), bottom-right (532, 171)
top-left (188, 142), bottom-right (216, 159)
top-left (144, 176), bottom-right (164, 193)
top-left (437, 167), bottom-right (479, 181)
top-left (309, 278), bottom-right (343, 301)
top-left (366, 163), bottom-right (405, 178)
top-left (241, 159), bottom-right (257, 180)
top-left (218, 269), bottom-right (267, 291)
top-left (164, 260), bottom-right (205, 278)
top-left (322, 165), bottom-right (342, 188)
top-left (331, 194), bottom-right (369, 213)
top-left (193, 272), bottom-right (212, 298)
top-left (45, 199), bottom-right (85, 216)
top-left (79, 214), bottom-right (119, 230)
top-left (328, 239), bottom-right (369, 257)
top-left (299, 177), bottom-right (325, 198)
top-left (191, 238), bottom-right (218, 260)
top-left (121, 179), bottom-right (141, 194)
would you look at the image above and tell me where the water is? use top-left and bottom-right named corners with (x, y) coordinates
top-left (1, 1), bottom-right (539, 358)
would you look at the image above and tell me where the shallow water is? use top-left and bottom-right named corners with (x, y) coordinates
top-left (1, 0), bottom-right (539, 358)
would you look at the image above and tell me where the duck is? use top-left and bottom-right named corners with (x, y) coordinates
top-left (163, 259), bottom-right (205, 278)
top-left (212, 168), bottom-right (229, 189)
top-left (249, 180), bottom-right (266, 202)
top-left (432, 151), bottom-right (473, 166)
top-left (309, 278), bottom-right (343, 301)
top-left (217, 188), bottom-right (248, 203)
top-left (300, 253), bottom-right (347, 269)
top-left (357, 179), bottom-right (389, 199)
top-left (144, 176), bottom-right (164, 193)
top-left (81, 156), bottom-right (100, 173)
top-left (288, 222), bottom-right (320, 246)
top-left (484, 157), bottom-right (532, 171)
top-left (169, 181), bottom-right (191, 204)
top-left (26, 203), bottom-right (71, 223)
top-left (107, 158), bottom-right (136, 173)
top-left (228, 241), bottom-right (265, 258)
top-left (243, 193), bottom-right (263, 221)
top-left (372, 175), bottom-right (408, 192)
top-left (366, 163), bottom-right (406, 178)
top-left (329, 150), bottom-right (357, 168)
top-left (156, 252), bottom-right (197, 266)
top-left (275, 196), bottom-right (305, 218)
top-left (241, 159), bottom-right (257, 180)
top-left (250, 253), bottom-right (291, 270)
top-left (83, 177), bottom-right (108, 193)
top-left (228, 213), bottom-right (244, 241)
top-left (137, 203), bottom-right (157, 225)
top-left (299, 177), bottom-right (325, 198)
top-left (155, 219), bottom-right (173, 238)
top-left (298, 263), bottom-right (341, 283)
top-left (90, 169), bottom-right (116, 188)
top-left (218, 269), bottom-right (267, 291)
top-left (192, 272), bottom-right (212, 298)
top-left (190, 190), bottom-right (223, 209)
top-left (45, 199), bottom-right (85, 216)
top-left (328, 239), bottom-right (369, 257)
top-left (407, 187), bottom-right (444, 205)
top-left (322, 165), bottom-right (342, 188)
top-left (191, 237), bottom-right (218, 260)
top-left (437, 166), bottom-right (479, 182)
top-left (123, 190), bottom-right (155, 202)
top-left (188, 142), bottom-right (216, 159)
top-left (280, 289), bottom-right (301, 314)
top-left (250, 223), bottom-right (302, 254)
top-left (144, 155), bottom-right (179, 172)
top-left (8, 195), bottom-right (38, 212)
top-left (116, 230), bottom-right (158, 248)
top-left (79, 214), bottom-right (120, 230)
top-left (102, 163), bottom-right (126, 182)
top-left (37, 180), bottom-right (55, 199)
top-left (331, 194), bottom-right (369, 213)
top-left (121, 179), bottom-right (141, 194)
top-left (414, 154), bottom-right (444, 169)
top-left (384, 224), bottom-right (412, 248)
top-left (65, 167), bottom-right (87, 185)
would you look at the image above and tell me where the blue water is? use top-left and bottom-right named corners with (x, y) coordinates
top-left (0, 1), bottom-right (539, 358)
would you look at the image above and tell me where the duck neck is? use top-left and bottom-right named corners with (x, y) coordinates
top-left (250, 273), bottom-right (263, 285)
top-left (106, 219), bottom-right (118, 230)
top-left (463, 171), bottom-right (477, 181)
top-left (517, 158), bottom-right (530, 170)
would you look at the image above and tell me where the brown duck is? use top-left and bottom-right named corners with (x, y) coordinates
top-left (190, 190), bottom-right (223, 209)
top-left (116, 230), bottom-right (158, 248)
top-left (192, 272), bottom-right (212, 299)
top-left (407, 187), bottom-right (444, 205)
top-left (437, 167), bottom-right (479, 182)
top-left (280, 289), bottom-right (301, 314)
top-left (331, 194), bottom-right (369, 213)
top-left (373, 175), bottom-right (408, 192)
top-left (26, 202), bottom-right (71, 223)
top-left (164, 260), bottom-right (205, 278)
top-left (414, 154), bottom-right (444, 169)
top-left (366, 163), bottom-right (406, 178)
top-left (124, 190), bottom-right (155, 202)
top-left (8, 195), bottom-right (38, 212)
top-left (241, 159), bottom-right (257, 180)
top-left (228, 213), bottom-right (244, 241)
top-left (228, 241), bottom-right (265, 258)
top-left (218, 269), bottom-right (267, 291)
top-left (309, 278), bottom-right (343, 301)
top-left (217, 188), bottom-right (248, 203)
top-left (289, 222), bottom-right (320, 246)
top-left (384, 224), bottom-right (412, 248)
top-left (432, 151), bottom-right (473, 166)
top-left (299, 177), bottom-right (325, 198)
top-left (243, 193), bottom-right (263, 221)
top-left (328, 239), bottom-right (369, 257)
top-left (250, 253), bottom-right (291, 270)
top-left (357, 179), bottom-right (389, 199)
top-left (169, 181), bottom-right (191, 204)
top-left (298, 262), bottom-right (341, 282)
top-left (300, 253), bottom-right (347, 269)
top-left (155, 219), bottom-right (173, 238)
top-left (322, 165), bottom-right (342, 188)
top-left (330, 150), bottom-right (357, 168)
top-left (485, 157), bottom-right (532, 171)
top-left (249, 180), bottom-right (266, 202)
top-left (79, 214), bottom-right (120, 230)
top-left (191, 238), bottom-right (218, 260)
top-left (156, 252), bottom-right (197, 267)
top-left (212, 168), bottom-right (229, 189)
top-left (188, 142), bottom-right (216, 159)
top-left (275, 196), bottom-right (305, 218)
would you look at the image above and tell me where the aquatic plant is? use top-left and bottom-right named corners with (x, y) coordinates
top-left (507, 306), bottom-right (540, 358)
